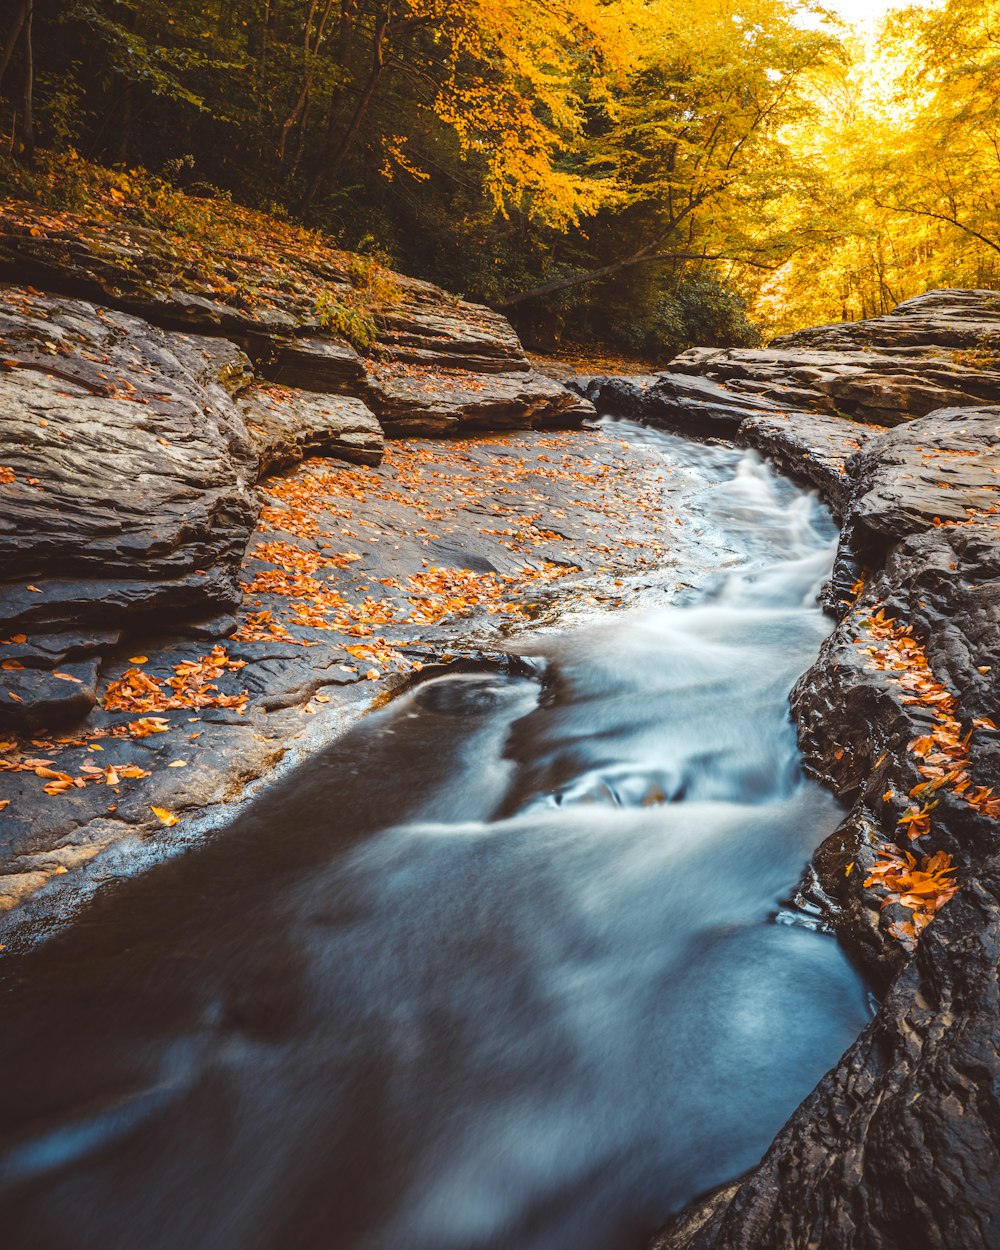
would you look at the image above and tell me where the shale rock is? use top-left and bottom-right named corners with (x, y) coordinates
top-left (238, 385), bottom-right (383, 472)
top-left (578, 292), bottom-right (1000, 440)
top-left (652, 403), bottom-right (1000, 1250)
top-left (775, 287), bottom-right (1000, 351)
top-left (366, 364), bottom-right (586, 436)
top-left (0, 286), bottom-right (259, 728)
top-left (0, 203), bottom-right (579, 433)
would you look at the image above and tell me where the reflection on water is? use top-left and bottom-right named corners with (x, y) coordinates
top-left (0, 423), bottom-right (868, 1250)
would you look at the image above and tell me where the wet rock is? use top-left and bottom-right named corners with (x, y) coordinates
top-left (0, 659), bottom-right (100, 732)
top-left (579, 373), bottom-right (882, 512)
top-left (652, 402), bottom-right (1000, 1250)
top-left (239, 385), bottom-right (383, 471)
top-left (579, 371), bottom-right (780, 436)
top-left (0, 286), bottom-right (259, 727)
top-left (0, 205), bottom-right (580, 433)
top-left (847, 405), bottom-right (1000, 546)
top-left (366, 364), bottom-right (587, 436)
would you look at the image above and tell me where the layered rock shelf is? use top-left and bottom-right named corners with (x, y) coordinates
top-left (0, 203), bottom-right (589, 734)
top-left (0, 203), bottom-right (585, 435)
top-left (577, 289), bottom-right (1000, 431)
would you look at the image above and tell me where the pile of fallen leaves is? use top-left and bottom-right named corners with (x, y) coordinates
top-left (103, 647), bottom-right (249, 716)
top-left (855, 604), bottom-right (998, 949)
top-left (864, 845), bottom-right (959, 946)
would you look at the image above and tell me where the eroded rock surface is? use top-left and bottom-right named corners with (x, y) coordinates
top-left (0, 287), bottom-right (259, 726)
top-left (238, 385), bottom-right (383, 471)
top-left (0, 203), bottom-right (581, 433)
top-left (652, 405), bottom-right (1000, 1250)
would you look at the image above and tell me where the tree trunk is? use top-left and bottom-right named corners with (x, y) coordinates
top-left (19, 0), bottom-right (34, 164)
top-left (299, 4), bottom-right (390, 213)
top-left (0, 0), bottom-right (29, 93)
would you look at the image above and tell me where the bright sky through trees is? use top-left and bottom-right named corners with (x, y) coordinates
top-left (1, 0), bottom-right (995, 351)
top-left (824, 0), bottom-right (935, 25)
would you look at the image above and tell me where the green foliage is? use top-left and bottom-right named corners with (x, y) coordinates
top-left (313, 291), bottom-right (379, 350)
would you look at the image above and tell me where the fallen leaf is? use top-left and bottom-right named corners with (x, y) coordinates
top-left (167, 760), bottom-right (188, 768)
top-left (150, 805), bottom-right (179, 827)
top-left (128, 716), bottom-right (170, 737)
top-left (129, 656), bottom-right (149, 664)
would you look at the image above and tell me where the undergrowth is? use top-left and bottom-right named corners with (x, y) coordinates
top-left (0, 150), bottom-right (402, 350)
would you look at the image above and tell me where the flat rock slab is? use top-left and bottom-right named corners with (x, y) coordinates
top-left (0, 422), bottom-right (696, 927)
top-left (0, 286), bottom-right (259, 727)
top-left (238, 385), bottom-right (384, 472)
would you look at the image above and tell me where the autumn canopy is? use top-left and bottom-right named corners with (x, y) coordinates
top-left (1, 0), bottom-right (999, 352)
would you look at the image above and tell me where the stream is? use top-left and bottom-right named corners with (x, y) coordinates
top-left (0, 422), bottom-right (870, 1250)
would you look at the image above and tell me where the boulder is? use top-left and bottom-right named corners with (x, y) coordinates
top-left (0, 286), bottom-right (259, 728)
top-left (238, 385), bottom-right (383, 472)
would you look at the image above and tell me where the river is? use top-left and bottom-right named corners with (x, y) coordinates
top-left (0, 421), bottom-right (870, 1250)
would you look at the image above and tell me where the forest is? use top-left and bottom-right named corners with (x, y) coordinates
top-left (2, 0), bottom-right (999, 358)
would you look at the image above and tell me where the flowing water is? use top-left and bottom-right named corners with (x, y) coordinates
top-left (0, 423), bottom-right (869, 1250)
